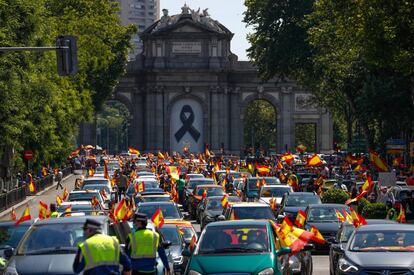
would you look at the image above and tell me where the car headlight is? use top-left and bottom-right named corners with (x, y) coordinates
top-left (4, 267), bottom-right (19, 275)
top-left (173, 255), bottom-right (183, 264)
top-left (258, 267), bottom-right (274, 275)
top-left (188, 270), bottom-right (202, 275)
top-left (338, 258), bottom-right (358, 273)
top-left (289, 255), bottom-right (301, 273)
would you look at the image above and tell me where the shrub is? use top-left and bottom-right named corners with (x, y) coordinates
top-left (361, 203), bottom-right (387, 219)
top-left (357, 198), bottom-right (369, 214)
top-left (322, 188), bottom-right (350, 204)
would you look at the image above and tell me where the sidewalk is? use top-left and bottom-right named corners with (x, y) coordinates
top-left (0, 173), bottom-right (77, 220)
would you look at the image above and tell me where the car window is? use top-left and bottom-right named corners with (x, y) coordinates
top-left (188, 180), bottom-right (213, 189)
top-left (307, 207), bottom-right (344, 222)
top-left (350, 230), bottom-right (414, 252)
top-left (206, 199), bottom-right (222, 211)
top-left (260, 187), bottom-right (291, 198)
top-left (233, 207), bottom-right (274, 220)
top-left (198, 224), bottom-right (269, 254)
top-left (285, 195), bottom-right (321, 207)
top-left (138, 204), bottom-right (181, 219)
top-left (340, 225), bottom-right (355, 242)
top-left (0, 224), bottom-right (31, 249)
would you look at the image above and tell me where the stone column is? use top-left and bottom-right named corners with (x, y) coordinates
top-left (281, 86), bottom-right (294, 152)
top-left (131, 89), bottom-right (144, 150)
top-left (210, 86), bottom-right (220, 151)
top-left (229, 87), bottom-right (242, 153)
top-left (154, 86), bottom-right (165, 151)
top-left (320, 110), bottom-right (333, 153)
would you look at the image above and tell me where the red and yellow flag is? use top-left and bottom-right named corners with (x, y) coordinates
top-left (295, 210), bottom-right (307, 228)
top-left (15, 206), bottom-right (31, 225)
top-left (345, 154), bottom-right (363, 165)
top-left (276, 160), bottom-right (283, 170)
top-left (189, 234), bottom-right (197, 251)
top-left (100, 188), bottom-right (108, 200)
top-left (166, 166), bottom-right (180, 180)
top-left (91, 196), bottom-right (100, 209)
top-left (229, 211), bottom-right (238, 220)
top-left (104, 160), bottom-right (110, 179)
top-left (296, 144), bottom-right (307, 153)
top-left (56, 195), bottom-right (63, 206)
top-left (128, 147), bottom-right (140, 155)
top-left (11, 207), bottom-right (16, 221)
top-left (62, 188), bottom-right (69, 201)
top-left (369, 149), bottom-right (389, 172)
top-left (151, 208), bottom-right (165, 228)
top-left (310, 226), bottom-right (326, 244)
top-left (361, 175), bottom-right (373, 193)
top-left (135, 181), bottom-right (145, 193)
top-left (397, 206), bottom-right (406, 223)
top-left (115, 198), bottom-right (129, 221)
top-left (281, 153), bottom-right (294, 165)
top-left (28, 173), bottom-right (36, 193)
top-left (256, 164), bottom-right (270, 175)
top-left (158, 151), bottom-right (165, 160)
top-left (335, 209), bottom-right (345, 222)
top-left (221, 195), bottom-right (229, 208)
top-left (88, 168), bottom-right (95, 177)
top-left (38, 201), bottom-right (48, 219)
top-left (273, 218), bottom-right (313, 253)
top-left (307, 154), bottom-right (322, 167)
top-left (269, 197), bottom-right (277, 211)
top-left (202, 189), bottom-right (207, 199)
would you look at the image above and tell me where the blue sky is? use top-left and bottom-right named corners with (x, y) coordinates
top-left (160, 0), bottom-right (252, 60)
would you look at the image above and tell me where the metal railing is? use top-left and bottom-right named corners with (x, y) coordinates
top-left (0, 166), bottom-right (73, 212)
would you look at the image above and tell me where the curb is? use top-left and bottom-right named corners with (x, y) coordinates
top-left (0, 174), bottom-right (75, 218)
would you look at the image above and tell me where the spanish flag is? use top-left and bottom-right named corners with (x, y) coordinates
top-left (221, 194), bottom-right (229, 208)
top-left (38, 201), bottom-right (48, 219)
top-left (128, 147), bottom-right (140, 155)
top-left (281, 153), bottom-right (294, 165)
top-left (276, 160), bottom-right (283, 170)
top-left (42, 166), bottom-right (48, 177)
top-left (296, 144), bottom-right (307, 153)
top-left (28, 173), bottom-right (36, 193)
top-left (158, 151), bottom-right (165, 160)
top-left (310, 226), bottom-right (326, 244)
top-left (256, 164), bottom-right (270, 175)
top-left (91, 196), bottom-right (100, 209)
top-left (295, 210), bottom-right (307, 228)
top-left (88, 168), bottom-right (95, 177)
top-left (189, 234), bottom-right (197, 251)
top-left (56, 195), bottom-right (63, 206)
top-left (104, 161), bottom-right (110, 179)
top-left (151, 208), bottom-right (165, 228)
top-left (345, 155), bottom-right (363, 165)
top-left (166, 166), bottom-right (180, 180)
top-left (269, 197), bottom-right (277, 211)
top-left (396, 206), bottom-right (406, 223)
top-left (335, 209), bottom-right (345, 222)
top-left (307, 154), bottom-right (322, 167)
top-left (202, 189), bottom-right (207, 199)
top-left (15, 206), bottom-right (31, 225)
top-left (100, 188), bottom-right (108, 200)
top-left (115, 198), bottom-right (129, 221)
top-left (369, 149), bottom-right (389, 172)
top-left (62, 188), bottom-right (69, 201)
top-left (361, 175), bottom-right (373, 193)
top-left (273, 218), bottom-right (314, 253)
top-left (11, 207), bottom-right (16, 221)
top-left (135, 181), bottom-right (145, 193)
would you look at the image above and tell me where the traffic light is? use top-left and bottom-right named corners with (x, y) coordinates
top-left (56, 36), bottom-right (78, 76)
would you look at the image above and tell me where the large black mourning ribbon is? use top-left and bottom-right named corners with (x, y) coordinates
top-left (174, 105), bottom-right (200, 142)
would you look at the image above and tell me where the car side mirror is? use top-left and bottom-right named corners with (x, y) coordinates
top-left (4, 247), bottom-right (14, 260)
top-left (303, 243), bottom-right (314, 251)
top-left (333, 244), bottom-right (344, 252)
top-left (217, 215), bottom-right (225, 221)
top-left (327, 237), bottom-right (338, 244)
top-left (162, 241), bottom-right (172, 249)
top-left (182, 248), bottom-right (191, 257)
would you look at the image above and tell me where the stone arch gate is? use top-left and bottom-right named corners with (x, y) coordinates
top-left (84, 5), bottom-right (333, 154)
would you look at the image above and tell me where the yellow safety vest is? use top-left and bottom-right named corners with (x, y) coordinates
top-left (50, 212), bottom-right (59, 218)
top-left (79, 234), bottom-right (120, 271)
top-left (128, 229), bottom-right (159, 259)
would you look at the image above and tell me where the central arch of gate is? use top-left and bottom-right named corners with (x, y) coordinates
top-left (113, 5), bottom-right (333, 154)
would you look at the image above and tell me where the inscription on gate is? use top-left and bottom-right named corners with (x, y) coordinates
top-left (172, 41), bottom-right (201, 54)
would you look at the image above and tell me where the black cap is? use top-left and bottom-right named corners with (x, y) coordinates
top-left (134, 212), bottom-right (147, 222)
top-left (82, 219), bottom-right (102, 230)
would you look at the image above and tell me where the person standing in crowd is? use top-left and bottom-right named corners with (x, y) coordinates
top-left (118, 170), bottom-right (128, 201)
top-left (73, 219), bottom-right (131, 275)
top-left (176, 174), bottom-right (185, 205)
top-left (56, 168), bottom-right (64, 190)
top-left (126, 213), bottom-right (171, 275)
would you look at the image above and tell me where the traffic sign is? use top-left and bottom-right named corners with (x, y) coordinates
top-left (24, 150), bottom-right (33, 160)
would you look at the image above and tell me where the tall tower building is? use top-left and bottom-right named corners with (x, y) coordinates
top-left (116, 0), bottom-right (160, 60)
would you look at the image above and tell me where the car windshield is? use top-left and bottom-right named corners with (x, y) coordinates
top-left (159, 227), bottom-right (181, 245)
top-left (138, 204), bottom-right (181, 219)
top-left (260, 187), bottom-right (291, 198)
top-left (233, 207), bottom-right (274, 220)
top-left (178, 226), bottom-right (195, 241)
top-left (247, 179), bottom-right (260, 191)
top-left (340, 225), bottom-right (355, 242)
top-left (206, 199), bottom-right (222, 210)
top-left (263, 178), bottom-right (281, 185)
top-left (307, 207), bottom-right (345, 222)
top-left (285, 195), bottom-right (321, 206)
top-left (350, 230), bottom-right (414, 252)
top-left (18, 223), bottom-right (86, 255)
top-left (127, 181), bottom-right (159, 195)
top-left (82, 180), bottom-right (108, 186)
top-left (0, 224), bottom-right (31, 249)
top-left (57, 203), bottom-right (101, 212)
top-left (68, 192), bottom-right (101, 202)
top-left (143, 196), bottom-right (171, 202)
top-left (197, 188), bottom-right (225, 197)
top-left (188, 180), bottom-right (213, 190)
top-left (198, 224), bottom-right (269, 254)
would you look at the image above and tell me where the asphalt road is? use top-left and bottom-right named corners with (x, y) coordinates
top-left (0, 173), bottom-right (330, 274)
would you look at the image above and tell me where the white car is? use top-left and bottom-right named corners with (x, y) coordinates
top-left (258, 185), bottom-right (293, 205)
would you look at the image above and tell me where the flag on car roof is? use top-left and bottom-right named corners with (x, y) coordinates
top-left (38, 201), bottom-right (48, 220)
top-left (62, 188), bottom-right (69, 201)
top-left (310, 226), bottom-right (326, 244)
top-left (256, 164), bottom-right (270, 175)
top-left (307, 154), bottom-right (322, 167)
top-left (115, 198), bottom-right (129, 222)
top-left (151, 208), bottom-right (165, 229)
top-left (221, 194), bottom-right (229, 208)
top-left (56, 195), bottom-right (63, 206)
top-left (295, 210), bottom-right (307, 228)
top-left (15, 206), bottom-right (31, 225)
top-left (335, 209), bottom-right (345, 222)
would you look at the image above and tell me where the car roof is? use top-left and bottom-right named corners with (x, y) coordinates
top-left (262, 185), bottom-right (291, 188)
top-left (84, 177), bottom-right (109, 181)
top-left (60, 201), bottom-right (92, 206)
top-left (70, 190), bottom-right (99, 194)
top-left (231, 202), bottom-right (269, 208)
top-left (287, 192), bottom-right (317, 196)
top-left (0, 220), bottom-right (33, 226)
top-left (34, 215), bottom-right (108, 225)
top-left (356, 224), bottom-right (414, 232)
top-left (207, 219), bottom-right (269, 227)
top-left (307, 203), bottom-right (347, 208)
top-left (195, 184), bottom-right (221, 188)
top-left (164, 220), bottom-right (192, 226)
top-left (189, 178), bottom-right (213, 182)
top-left (138, 201), bottom-right (177, 206)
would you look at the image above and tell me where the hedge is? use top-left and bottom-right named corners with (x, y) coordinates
top-left (322, 188), bottom-right (350, 204)
top-left (361, 203), bottom-right (387, 219)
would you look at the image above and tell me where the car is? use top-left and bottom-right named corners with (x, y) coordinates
top-left (136, 171), bottom-right (154, 177)
top-left (136, 202), bottom-right (186, 220)
top-left (244, 177), bottom-right (279, 201)
top-left (303, 204), bottom-right (350, 252)
top-left (136, 192), bottom-right (172, 203)
top-left (164, 220), bottom-right (197, 244)
top-left (188, 185), bottom-right (225, 219)
top-left (126, 178), bottom-right (160, 198)
top-left (0, 220), bottom-right (33, 260)
top-left (81, 177), bottom-right (114, 197)
top-left (57, 201), bottom-right (103, 216)
top-left (183, 219), bottom-right (296, 275)
top-left (259, 185), bottom-right (293, 206)
top-left (336, 224), bottom-right (414, 275)
top-left (159, 224), bottom-right (189, 274)
top-left (329, 219), bottom-right (397, 275)
top-left (221, 202), bottom-right (276, 221)
top-left (277, 192), bottom-right (322, 222)
top-left (184, 178), bottom-right (215, 204)
top-left (67, 190), bottom-right (107, 209)
top-left (3, 216), bottom-right (117, 275)
top-left (185, 173), bottom-right (205, 184)
top-left (198, 196), bottom-right (241, 229)
top-left (387, 185), bottom-right (414, 211)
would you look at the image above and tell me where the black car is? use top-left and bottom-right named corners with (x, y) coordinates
top-left (184, 178), bottom-right (214, 209)
top-left (159, 224), bottom-right (189, 274)
top-left (329, 219), bottom-right (397, 275)
top-left (277, 192), bottom-right (322, 222)
top-left (3, 216), bottom-right (119, 275)
top-left (304, 204), bottom-right (349, 252)
top-left (337, 224), bottom-right (414, 275)
top-left (198, 196), bottom-right (241, 229)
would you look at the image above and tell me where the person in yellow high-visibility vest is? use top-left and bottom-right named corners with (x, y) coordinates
top-left (49, 203), bottom-right (59, 218)
top-left (73, 218), bottom-right (131, 275)
top-left (126, 213), bottom-right (171, 275)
